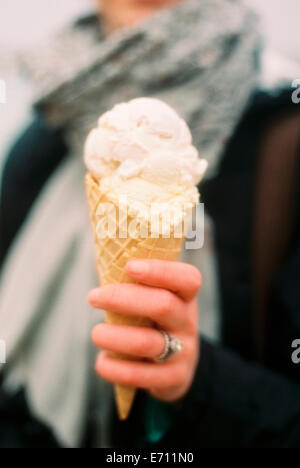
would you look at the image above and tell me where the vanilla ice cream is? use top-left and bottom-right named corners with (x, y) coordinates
top-left (84, 98), bottom-right (207, 225)
top-left (85, 98), bottom-right (207, 183)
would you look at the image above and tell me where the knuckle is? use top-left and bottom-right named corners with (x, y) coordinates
top-left (107, 285), bottom-right (120, 306)
top-left (172, 365), bottom-right (187, 387)
top-left (160, 261), bottom-right (169, 279)
top-left (182, 339), bottom-right (194, 358)
top-left (91, 326), bottom-right (100, 345)
top-left (157, 291), bottom-right (176, 317)
top-left (189, 267), bottom-right (202, 292)
top-left (133, 333), bottom-right (152, 356)
top-left (186, 313), bottom-right (198, 334)
top-left (95, 353), bottom-right (105, 375)
top-left (121, 367), bottom-right (135, 386)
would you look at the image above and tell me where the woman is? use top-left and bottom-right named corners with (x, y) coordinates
top-left (1, 0), bottom-right (300, 448)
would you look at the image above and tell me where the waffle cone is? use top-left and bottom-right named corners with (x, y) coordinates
top-left (85, 173), bottom-right (185, 420)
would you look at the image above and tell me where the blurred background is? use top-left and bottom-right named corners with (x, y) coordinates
top-left (1, 1), bottom-right (300, 450)
top-left (0, 0), bottom-right (300, 173)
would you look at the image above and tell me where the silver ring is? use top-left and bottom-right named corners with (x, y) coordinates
top-left (154, 330), bottom-right (183, 363)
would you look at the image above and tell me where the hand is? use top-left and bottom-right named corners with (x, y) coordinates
top-left (88, 260), bottom-right (202, 402)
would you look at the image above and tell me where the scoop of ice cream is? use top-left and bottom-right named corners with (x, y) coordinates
top-left (84, 98), bottom-right (207, 186)
top-left (99, 174), bottom-right (200, 236)
top-left (99, 174), bottom-right (199, 208)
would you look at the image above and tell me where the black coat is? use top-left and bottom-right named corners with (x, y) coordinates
top-left (0, 90), bottom-right (300, 448)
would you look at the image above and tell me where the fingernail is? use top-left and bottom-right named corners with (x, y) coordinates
top-left (126, 260), bottom-right (149, 276)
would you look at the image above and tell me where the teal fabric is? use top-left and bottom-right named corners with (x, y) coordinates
top-left (144, 396), bottom-right (180, 444)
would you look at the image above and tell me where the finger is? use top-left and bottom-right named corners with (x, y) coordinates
top-left (125, 260), bottom-right (202, 301)
top-left (95, 350), bottom-right (187, 390)
top-left (88, 284), bottom-right (186, 331)
top-left (92, 323), bottom-right (166, 360)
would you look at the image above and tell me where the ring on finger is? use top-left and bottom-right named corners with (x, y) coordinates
top-left (154, 329), bottom-right (183, 363)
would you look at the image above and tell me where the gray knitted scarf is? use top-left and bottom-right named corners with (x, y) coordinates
top-left (24, 0), bottom-right (260, 176)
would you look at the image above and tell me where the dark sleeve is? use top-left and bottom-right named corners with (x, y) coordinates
top-left (158, 339), bottom-right (300, 448)
top-left (0, 376), bottom-right (61, 448)
top-left (0, 120), bottom-right (68, 446)
top-left (0, 117), bottom-right (68, 269)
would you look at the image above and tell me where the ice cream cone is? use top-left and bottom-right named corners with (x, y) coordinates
top-left (85, 173), bottom-right (185, 420)
top-left (84, 98), bottom-right (207, 420)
